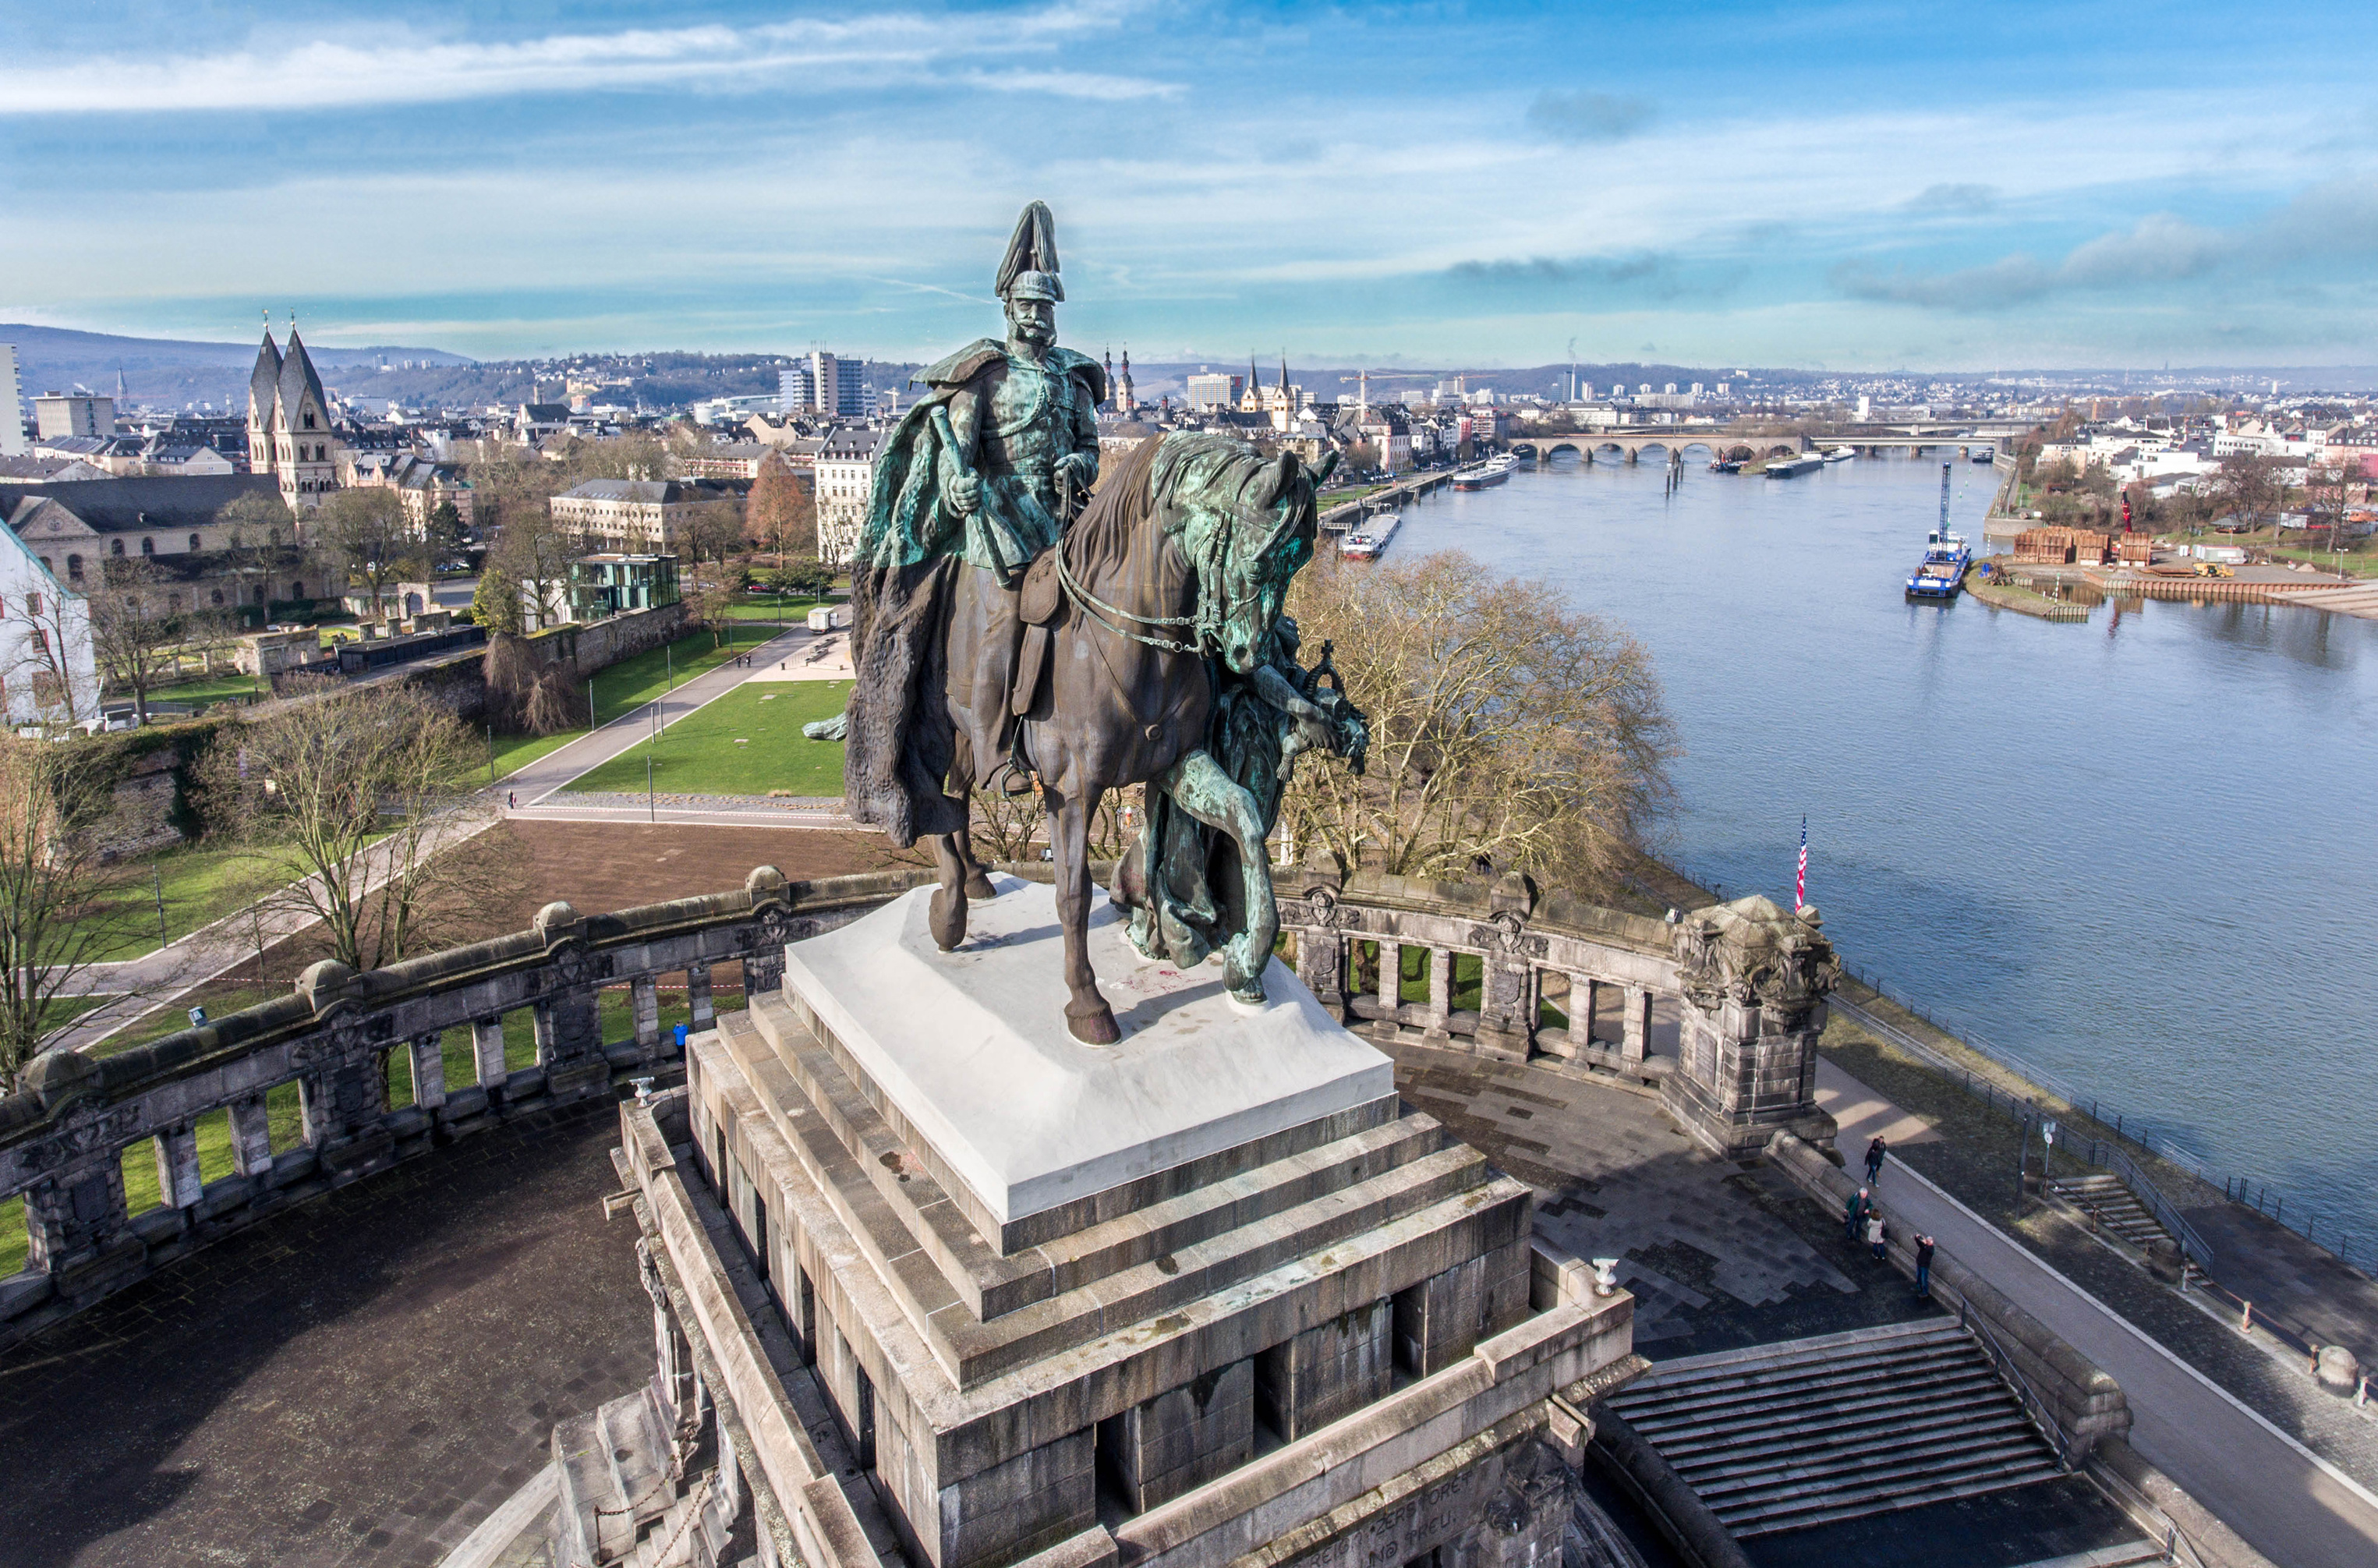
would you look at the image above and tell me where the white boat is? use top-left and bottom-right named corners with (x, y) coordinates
top-left (1341, 511), bottom-right (1401, 560)
top-left (1823, 446), bottom-right (1856, 462)
top-left (1452, 454), bottom-right (1521, 490)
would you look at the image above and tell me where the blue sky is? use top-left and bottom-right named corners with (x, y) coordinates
top-left (3, 0), bottom-right (2375, 369)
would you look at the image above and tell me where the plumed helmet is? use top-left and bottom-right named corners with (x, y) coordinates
top-left (995, 201), bottom-right (1063, 303)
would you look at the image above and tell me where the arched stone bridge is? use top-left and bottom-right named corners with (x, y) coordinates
top-left (1506, 434), bottom-right (1807, 465)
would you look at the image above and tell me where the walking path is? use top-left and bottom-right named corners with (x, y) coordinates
top-left (503, 627), bottom-right (810, 810)
top-left (1818, 1056), bottom-right (2378, 1568)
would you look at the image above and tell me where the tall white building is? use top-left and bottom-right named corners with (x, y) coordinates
top-left (0, 345), bottom-right (23, 456)
top-left (0, 524), bottom-right (99, 727)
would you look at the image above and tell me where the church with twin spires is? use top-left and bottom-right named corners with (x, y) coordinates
top-left (246, 317), bottom-right (345, 511)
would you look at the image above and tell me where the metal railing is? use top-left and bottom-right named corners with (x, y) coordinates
top-left (2075, 1138), bottom-right (2215, 1270)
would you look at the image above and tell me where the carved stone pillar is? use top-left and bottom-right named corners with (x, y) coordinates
top-left (24, 1151), bottom-right (137, 1290)
top-left (154, 1124), bottom-right (204, 1210)
top-left (228, 1094), bottom-right (274, 1176)
top-left (632, 976), bottom-right (661, 1056)
top-left (407, 1032), bottom-right (448, 1111)
top-left (745, 908), bottom-right (790, 998)
top-left (1424, 948), bottom-right (1453, 1038)
top-left (472, 1018), bottom-right (509, 1095)
top-left (687, 963), bottom-right (716, 1033)
top-left (1288, 887), bottom-right (1348, 1021)
top-left (1375, 941), bottom-right (1400, 1026)
top-left (536, 971), bottom-right (609, 1101)
top-left (1661, 897), bottom-right (1841, 1159)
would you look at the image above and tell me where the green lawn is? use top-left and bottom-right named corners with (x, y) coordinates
top-left (484, 622), bottom-right (795, 784)
top-left (83, 844), bottom-right (275, 962)
top-left (724, 593), bottom-right (833, 621)
top-left (564, 681), bottom-right (851, 797)
top-left (141, 669), bottom-right (267, 708)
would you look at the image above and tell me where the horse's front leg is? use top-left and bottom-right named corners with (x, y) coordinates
top-left (1046, 788), bottom-right (1120, 1045)
top-left (1155, 750), bottom-right (1277, 1007)
top-left (928, 832), bottom-right (970, 952)
top-left (952, 823), bottom-right (997, 901)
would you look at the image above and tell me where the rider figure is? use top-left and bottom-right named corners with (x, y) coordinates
top-left (844, 203), bottom-right (1107, 848)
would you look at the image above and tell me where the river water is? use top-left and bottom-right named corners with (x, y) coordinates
top-left (1388, 451), bottom-right (2378, 1244)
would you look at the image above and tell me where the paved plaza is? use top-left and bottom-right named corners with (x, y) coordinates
top-left (0, 1099), bottom-right (646, 1568)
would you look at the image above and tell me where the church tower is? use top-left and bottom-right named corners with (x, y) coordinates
top-left (246, 314), bottom-right (345, 511)
top-left (1240, 357), bottom-right (1263, 414)
top-left (1117, 349), bottom-right (1136, 416)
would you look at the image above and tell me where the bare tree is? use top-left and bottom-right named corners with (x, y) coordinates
top-left (206, 681), bottom-right (523, 972)
top-left (745, 452), bottom-right (816, 567)
top-left (2210, 451), bottom-right (2282, 532)
top-left (682, 503), bottom-right (746, 572)
top-left (1282, 552), bottom-right (1676, 894)
top-left (0, 739), bottom-right (143, 1090)
top-left (317, 487), bottom-right (424, 622)
top-left (489, 504), bottom-right (579, 630)
top-left (2305, 460), bottom-right (2357, 555)
top-left (90, 557), bottom-right (212, 726)
top-left (6, 584), bottom-right (97, 728)
top-left (679, 564), bottom-right (738, 651)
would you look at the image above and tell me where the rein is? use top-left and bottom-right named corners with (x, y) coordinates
top-left (1053, 538), bottom-right (1201, 655)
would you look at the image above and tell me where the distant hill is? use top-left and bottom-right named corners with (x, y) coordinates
top-left (1, 324), bottom-right (472, 411)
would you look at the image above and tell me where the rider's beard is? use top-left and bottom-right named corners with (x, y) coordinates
top-left (1014, 317), bottom-right (1055, 354)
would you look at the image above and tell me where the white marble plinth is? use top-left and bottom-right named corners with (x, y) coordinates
top-left (778, 875), bottom-right (1395, 1230)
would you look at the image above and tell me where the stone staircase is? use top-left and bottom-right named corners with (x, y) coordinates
top-left (553, 1379), bottom-right (724, 1567)
top-left (2049, 1173), bottom-right (2191, 1269)
top-left (1605, 1318), bottom-right (2064, 1538)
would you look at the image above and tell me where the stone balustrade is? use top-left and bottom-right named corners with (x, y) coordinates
top-left (0, 860), bottom-right (1842, 1354)
top-left (0, 866), bottom-right (932, 1352)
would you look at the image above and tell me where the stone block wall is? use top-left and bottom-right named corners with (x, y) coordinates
top-left (1257, 1299), bottom-right (1395, 1442)
top-left (1099, 1359), bottom-right (1254, 1511)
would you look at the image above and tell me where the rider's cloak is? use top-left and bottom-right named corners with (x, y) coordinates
top-left (843, 340), bottom-right (1106, 846)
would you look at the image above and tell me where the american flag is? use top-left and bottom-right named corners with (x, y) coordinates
top-left (1795, 817), bottom-right (1808, 910)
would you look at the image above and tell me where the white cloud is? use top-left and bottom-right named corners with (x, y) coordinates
top-left (0, 4), bottom-right (1162, 114)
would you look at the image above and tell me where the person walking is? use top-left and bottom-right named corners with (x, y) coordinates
top-left (1866, 1210), bottom-right (1888, 1262)
top-left (1864, 1136), bottom-right (1888, 1186)
top-left (1914, 1234), bottom-right (1935, 1299)
top-left (1845, 1186), bottom-right (1870, 1243)
top-left (506, 791), bottom-right (517, 810)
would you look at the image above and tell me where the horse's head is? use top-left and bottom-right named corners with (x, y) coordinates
top-left (1159, 444), bottom-right (1321, 674)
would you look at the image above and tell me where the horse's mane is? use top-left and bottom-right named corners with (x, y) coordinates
top-left (1067, 431), bottom-right (1290, 589)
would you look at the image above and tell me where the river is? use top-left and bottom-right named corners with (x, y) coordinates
top-left (1385, 450), bottom-right (2378, 1246)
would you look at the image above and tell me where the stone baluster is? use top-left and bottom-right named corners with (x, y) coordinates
top-left (154, 1124), bottom-right (204, 1211)
top-left (228, 1093), bottom-right (274, 1176)
top-left (472, 1018), bottom-right (509, 1095)
top-left (1424, 948), bottom-right (1453, 1037)
top-left (1621, 986), bottom-right (1652, 1064)
top-left (1373, 940), bottom-right (1401, 1025)
top-left (687, 962), bottom-right (715, 1033)
top-left (1566, 974), bottom-right (1599, 1053)
top-left (407, 1032), bottom-right (447, 1112)
top-left (632, 976), bottom-right (661, 1057)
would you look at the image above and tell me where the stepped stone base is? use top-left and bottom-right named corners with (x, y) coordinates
top-left (602, 877), bottom-right (1638, 1568)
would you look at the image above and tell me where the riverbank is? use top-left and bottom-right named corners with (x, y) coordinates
top-left (1964, 568), bottom-right (2090, 621)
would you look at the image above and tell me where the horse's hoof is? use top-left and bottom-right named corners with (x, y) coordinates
top-left (929, 886), bottom-right (967, 952)
top-left (1067, 1000), bottom-right (1122, 1046)
top-left (964, 869), bottom-right (996, 901)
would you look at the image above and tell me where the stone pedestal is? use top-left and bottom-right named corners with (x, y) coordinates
top-left (1659, 896), bottom-right (1840, 1158)
top-left (659, 875), bottom-right (1635, 1568)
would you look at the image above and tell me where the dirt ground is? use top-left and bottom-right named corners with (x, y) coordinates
top-left (487, 819), bottom-right (903, 931)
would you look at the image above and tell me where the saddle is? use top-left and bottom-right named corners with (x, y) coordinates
top-left (1010, 544), bottom-right (1063, 717)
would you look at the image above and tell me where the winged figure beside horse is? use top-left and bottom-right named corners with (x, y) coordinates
top-left (840, 203), bottom-right (1368, 1045)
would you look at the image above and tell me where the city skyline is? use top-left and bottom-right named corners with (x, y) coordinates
top-left (4, 0), bottom-right (2375, 370)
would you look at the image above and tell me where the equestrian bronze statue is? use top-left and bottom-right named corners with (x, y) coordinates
top-left (844, 203), bottom-right (1367, 1043)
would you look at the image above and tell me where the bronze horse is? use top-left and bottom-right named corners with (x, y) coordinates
top-left (926, 432), bottom-right (1330, 1044)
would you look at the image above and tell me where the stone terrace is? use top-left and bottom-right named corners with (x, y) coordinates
top-left (0, 1095), bottom-right (645, 1568)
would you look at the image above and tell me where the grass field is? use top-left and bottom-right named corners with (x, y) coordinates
top-left (563, 681), bottom-right (851, 797)
top-left (485, 621), bottom-right (798, 783)
top-left (83, 844), bottom-right (275, 962)
top-left (724, 593), bottom-right (833, 621)
top-left (142, 670), bottom-right (268, 707)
